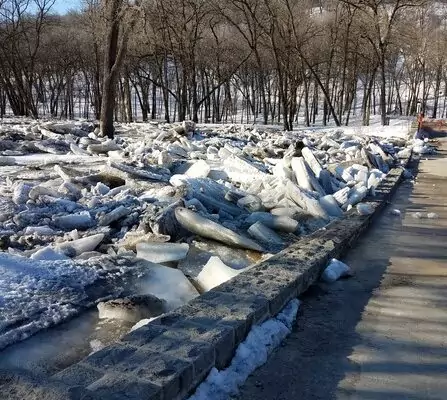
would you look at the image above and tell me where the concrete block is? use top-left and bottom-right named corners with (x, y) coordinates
top-left (107, 349), bottom-right (193, 400)
top-left (84, 344), bottom-right (137, 370)
top-left (141, 338), bottom-right (214, 386)
top-left (0, 369), bottom-right (85, 400)
top-left (52, 363), bottom-right (103, 387)
top-left (213, 265), bottom-right (300, 316)
top-left (157, 320), bottom-right (235, 369)
top-left (85, 373), bottom-right (161, 400)
top-left (183, 291), bottom-right (270, 344)
top-left (120, 323), bottom-right (167, 347)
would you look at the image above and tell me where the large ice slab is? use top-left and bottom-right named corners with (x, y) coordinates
top-left (132, 259), bottom-right (199, 310)
top-left (175, 207), bottom-right (264, 252)
top-left (196, 256), bottom-right (242, 292)
top-left (136, 242), bottom-right (189, 264)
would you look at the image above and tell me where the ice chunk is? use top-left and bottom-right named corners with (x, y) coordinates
top-left (397, 147), bottom-right (412, 159)
top-left (321, 259), bottom-right (352, 283)
top-left (13, 182), bottom-right (33, 205)
top-left (55, 234), bottom-right (105, 257)
top-left (245, 212), bottom-right (299, 233)
top-left (97, 294), bottom-right (166, 323)
top-left (356, 202), bottom-right (374, 216)
top-left (319, 195), bottom-right (343, 217)
top-left (119, 231), bottom-right (170, 251)
top-left (345, 185), bottom-right (368, 208)
top-left (270, 206), bottom-right (304, 220)
top-left (87, 140), bottom-right (121, 154)
top-left (176, 177), bottom-right (242, 216)
top-left (93, 182), bottom-right (110, 196)
top-left (98, 205), bottom-right (131, 226)
top-left (237, 195), bottom-right (264, 212)
top-left (367, 173), bottom-right (381, 190)
top-left (70, 143), bottom-right (90, 156)
top-left (24, 225), bottom-right (55, 236)
top-left (134, 260), bottom-right (199, 309)
top-left (222, 154), bottom-right (267, 183)
top-left (136, 242), bottom-right (189, 264)
top-left (175, 207), bottom-right (264, 252)
top-left (158, 150), bottom-right (173, 167)
top-left (301, 147), bottom-right (323, 177)
top-left (185, 160), bottom-right (211, 178)
top-left (334, 165), bottom-right (355, 183)
top-left (184, 198), bottom-right (208, 214)
top-left (167, 143), bottom-right (188, 158)
top-left (169, 174), bottom-right (188, 188)
top-left (53, 212), bottom-right (93, 230)
top-left (0, 252), bottom-right (99, 350)
top-left (354, 169), bottom-right (368, 186)
top-left (247, 221), bottom-right (284, 247)
top-left (196, 256), bottom-right (242, 292)
top-left (291, 157), bottom-right (312, 191)
top-left (218, 147), bottom-right (232, 160)
top-left (334, 187), bottom-right (351, 206)
top-left (272, 160), bottom-right (294, 181)
top-left (108, 160), bottom-right (165, 181)
top-left (207, 146), bottom-right (220, 160)
top-left (90, 339), bottom-right (105, 353)
top-left (59, 181), bottom-right (82, 200)
top-left (286, 181), bottom-right (329, 219)
top-left (29, 185), bottom-right (63, 201)
top-left (30, 247), bottom-right (70, 261)
top-left (427, 212), bottom-right (439, 219)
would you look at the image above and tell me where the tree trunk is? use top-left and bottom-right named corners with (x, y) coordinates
top-left (379, 51), bottom-right (388, 125)
top-left (99, 0), bottom-right (133, 138)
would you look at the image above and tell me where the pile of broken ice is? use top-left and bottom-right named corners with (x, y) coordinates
top-left (0, 118), bottom-right (414, 346)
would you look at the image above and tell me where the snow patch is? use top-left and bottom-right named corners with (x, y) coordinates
top-left (188, 299), bottom-right (300, 400)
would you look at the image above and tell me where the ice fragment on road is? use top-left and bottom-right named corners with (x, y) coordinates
top-left (321, 259), bottom-right (352, 283)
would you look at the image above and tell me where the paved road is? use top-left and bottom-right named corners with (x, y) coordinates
top-left (238, 139), bottom-right (447, 400)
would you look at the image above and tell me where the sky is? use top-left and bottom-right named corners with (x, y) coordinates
top-left (52, 0), bottom-right (83, 14)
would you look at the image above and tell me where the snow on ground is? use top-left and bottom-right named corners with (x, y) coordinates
top-left (0, 153), bottom-right (103, 166)
top-left (188, 299), bottom-right (300, 400)
top-left (288, 116), bottom-right (413, 140)
top-left (197, 115), bottom-right (413, 140)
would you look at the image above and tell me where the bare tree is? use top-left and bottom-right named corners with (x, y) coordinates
top-left (339, 0), bottom-right (427, 125)
top-left (99, 0), bottom-right (138, 138)
top-left (0, 0), bottom-right (56, 117)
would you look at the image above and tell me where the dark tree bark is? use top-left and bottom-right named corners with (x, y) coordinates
top-left (99, 0), bottom-right (136, 138)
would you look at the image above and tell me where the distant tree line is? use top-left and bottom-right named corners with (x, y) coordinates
top-left (0, 0), bottom-right (445, 132)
